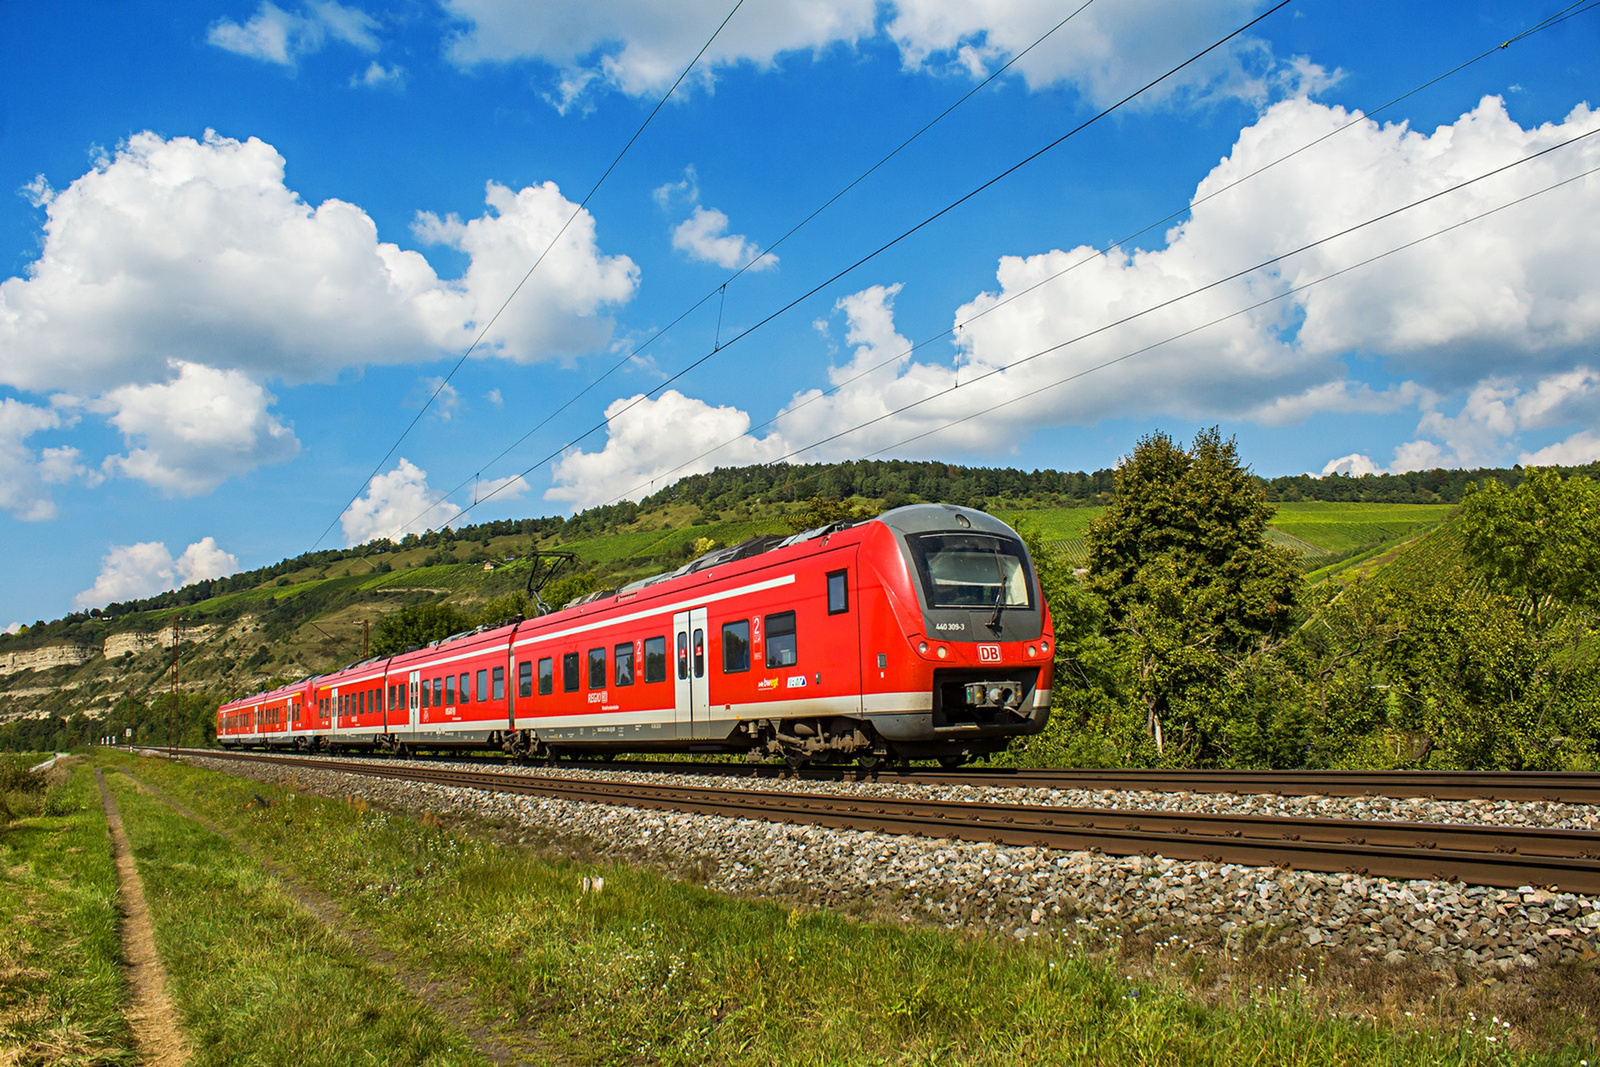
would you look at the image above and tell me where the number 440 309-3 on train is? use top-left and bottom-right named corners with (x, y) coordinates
top-left (218, 504), bottom-right (1055, 768)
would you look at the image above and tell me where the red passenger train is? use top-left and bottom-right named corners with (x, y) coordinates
top-left (217, 505), bottom-right (1054, 766)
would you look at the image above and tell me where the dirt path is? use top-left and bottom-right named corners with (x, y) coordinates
top-left (121, 769), bottom-right (553, 1067)
top-left (94, 768), bottom-right (191, 1067)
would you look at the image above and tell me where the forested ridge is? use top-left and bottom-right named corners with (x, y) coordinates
top-left (7, 457), bottom-right (1596, 647)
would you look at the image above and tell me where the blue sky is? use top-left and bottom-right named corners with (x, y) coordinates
top-left (1, 0), bottom-right (1597, 625)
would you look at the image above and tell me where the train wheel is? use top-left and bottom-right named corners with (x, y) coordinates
top-left (937, 754), bottom-right (967, 770)
top-left (856, 754), bottom-right (883, 774)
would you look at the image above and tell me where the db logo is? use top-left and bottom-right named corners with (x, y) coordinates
top-left (977, 645), bottom-right (1001, 662)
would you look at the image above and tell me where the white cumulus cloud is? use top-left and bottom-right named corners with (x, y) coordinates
top-left (0, 130), bottom-right (639, 501)
top-left (753, 95), bottom-right (1600, 462)
top-left (413, 180), bottom-right (641, 362)
top-left (340, 458), bottom-right (461, 545)
top-left (351, 61), bottom-right (406, 89)
top-left (0, 398), bottom-right (69, 521)
top-left (670, 206), bottom-right (775, 271)
top-left (545, 390), bottom-right (786, 510)
top-left (94, 362), bottom-right (300, 495)
top-left (441, 0), bottom-right (1324, 111)
top-left (74, 537), bottom-right (240, 610)
top-left (208, 1), bottom-right (381, 66)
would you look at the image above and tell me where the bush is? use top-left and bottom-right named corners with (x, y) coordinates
top-left (0, 755), bottom-right (46, 795)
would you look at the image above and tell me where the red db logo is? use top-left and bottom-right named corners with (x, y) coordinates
top-left (978, 645), bottom-right (1001, 662)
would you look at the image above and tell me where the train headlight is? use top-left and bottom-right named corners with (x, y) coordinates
top-left (918, 641), bottom-right (929, 654)
top-left (936, 646), bottom-right (948, 659)
top-left (1040, 641), bottom-right (1050, 654)
top-left (1026, 645), bottom-right (1036, 658)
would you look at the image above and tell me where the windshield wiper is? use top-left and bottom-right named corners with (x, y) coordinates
top-left (986, 587), bottom-right (1004, 634)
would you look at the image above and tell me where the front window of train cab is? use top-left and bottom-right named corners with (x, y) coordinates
top-left (908, 533), bottom-right (1034, 611)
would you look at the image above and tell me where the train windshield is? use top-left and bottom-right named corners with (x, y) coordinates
top-left (908, 533), bottom-right (1034, 609)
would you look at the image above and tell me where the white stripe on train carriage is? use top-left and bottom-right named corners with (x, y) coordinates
top-left (512, 573), bottom-right (797, 651)
top-left (397, 641), bottom-right (516, 676)
top-left (513, 706), bottom-right (675, 730)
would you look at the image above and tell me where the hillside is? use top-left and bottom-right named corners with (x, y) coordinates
top-left (0, 456), bottom-right (1524, 739)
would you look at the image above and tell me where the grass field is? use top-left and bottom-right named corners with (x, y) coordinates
top-left (90, 749), bottom-right (1598, 1067)
top-left (100, 768), bottom-right (493, 1066)
top-left (0, 761), bottom-right (136, 1065)
top-left (999, 503), bottom-right (1452, 575)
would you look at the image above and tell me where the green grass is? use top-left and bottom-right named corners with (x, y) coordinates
top-left (0, 762), bottom-right (136, 1065)
top-left (99, 766), bottom-right (493, 1067)
top-left (103, 751), bottom-right (1593, 1067)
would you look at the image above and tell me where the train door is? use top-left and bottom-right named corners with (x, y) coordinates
top-left (407, 671), bottom-right (420, 738)
top-left (672, 607), bottom-right (709, 738)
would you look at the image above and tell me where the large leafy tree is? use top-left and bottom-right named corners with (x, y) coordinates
top-left (1085, 428), bottom-right (1302, 760)
top-left (1459, 467), bottom-right (1600, 627)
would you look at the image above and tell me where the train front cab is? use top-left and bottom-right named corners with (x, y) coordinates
top-left (855, 504), bottom-right (1054, 761)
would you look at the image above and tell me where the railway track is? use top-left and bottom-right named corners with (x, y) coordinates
top-left (179, 747), bottom-right (1600, 803)
top-left (160, 748), bottom-right (1600, 893)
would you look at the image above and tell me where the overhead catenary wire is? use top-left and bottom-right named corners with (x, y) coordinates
top-left (591, 0), bottom-right (1600, 507)
top-left (406, 0), bottom-right (1299, 533)
top-left (856, 162), bottom-right (1600, 462)
top-left (392, 0), bottom-right (1103, 534)
top-left (311, 0), bottom-right (750, 549)
top-left (756, 126), bottom-right (1600, 467)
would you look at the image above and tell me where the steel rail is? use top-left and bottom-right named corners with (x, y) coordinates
top-left (182, 748), bottom-right (1600, 803)
top-left (561, 762), bottom-right (1600, 805)
top-left (165, 748), bottom-right (1600, 893)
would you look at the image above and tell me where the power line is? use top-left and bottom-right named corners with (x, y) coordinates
top-left (312, 0), bottom-right (750, 549)
top-left (758, 126), bottom-right (1600, 466)
top-left (391, 0), bottom-right (1103, 534)
top-left (590, 0), bottom-right (1600, 506)
top-left (413, 0), bottom-right (1299, 531)
top-left (858, 162), bottom-right (1600, 461)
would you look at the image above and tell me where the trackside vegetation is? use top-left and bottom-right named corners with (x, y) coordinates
top-left (98, 767), bottom-right (494, 1066)
top-left (0, 760), bottom-right (136, 1064)
top-left (97, 750), bottom-right (1599, 1066)
top-left (1005, 431), bottom-right (1600, 772)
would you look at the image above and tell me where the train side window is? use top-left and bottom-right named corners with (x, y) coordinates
top-left (538, 657), bottom-right (554, 695)
top-left (614, 643), bottom-right (634, 686)
top-left (563, 652), bottom-right (580, 692)
top-left (492, 667), bottom-right (504, 701)
top-left (518, 661), bottom-right (533, 698)
top-left (588, 648), bottom-right (606, 690)
top-left (827, 570), bottom-right (848, 614)
top-left (434, 678), bottom-right (445, 706)
top-left (459, 672), bottom-right (470, 703)
top-left (722, 620), bottom-right (750, 673)
top-left (445, 674), bottom-right (455, 706)
top-left (765, 611), bottom-right (798, 668)
top-left (644, 637), bottom-right (667, 683)
top-left (476, 669), bottom-right (488, 703)
top-left (692, 629), bottom-right (704, 678)
top-left (676, 633), bottom-right (688, 680)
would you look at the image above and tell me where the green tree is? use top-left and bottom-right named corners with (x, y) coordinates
top-left (1085, 429), bottom-right (1302, 760)
top-left (1384, 571), bottom-right (1600, 770)
top-left (474, 593), bottom-right (529, 629)
top-left (370, 603), bottom-right (473, 657)
top-left (1459, 468), bottom-right (1600, 627)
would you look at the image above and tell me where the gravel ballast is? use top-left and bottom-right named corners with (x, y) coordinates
top-left (183, 755), bottom-right (1600, 972)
